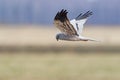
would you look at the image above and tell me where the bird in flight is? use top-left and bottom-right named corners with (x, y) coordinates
top-left (54, 9), bottom-right (98, 41)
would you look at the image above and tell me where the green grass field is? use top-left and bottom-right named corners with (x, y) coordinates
top-left (0, 53), bottom-right (120, 80)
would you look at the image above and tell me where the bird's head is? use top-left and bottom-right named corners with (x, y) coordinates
top-left (56, 34), bottom-right (60, 41)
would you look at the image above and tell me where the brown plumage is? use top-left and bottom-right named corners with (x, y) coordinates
top-left (54, 9), bottom-right (78, 36)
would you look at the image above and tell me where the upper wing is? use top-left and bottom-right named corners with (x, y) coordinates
top-left (70, 11), bottom-right (93, 35)
top-left (54, 9), bottom-right (78, 36)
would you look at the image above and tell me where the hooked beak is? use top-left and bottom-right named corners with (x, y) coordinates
top-left (56, 34), bottom-right (59, 41)
top-left (56, 38), bottom-right (59, 41)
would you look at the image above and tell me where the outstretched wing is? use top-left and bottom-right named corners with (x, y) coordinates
top-left (70, 11), bottom-right (93, 35)
top-left (54, 9), bottom-right (78, 36)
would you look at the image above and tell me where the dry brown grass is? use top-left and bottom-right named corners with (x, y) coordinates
top-left (0, 25), bottom-right (119, 46)
top-left (0, 25), bottom-right (120, 80)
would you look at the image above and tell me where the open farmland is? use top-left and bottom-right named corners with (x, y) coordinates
top-left (0, 25), bottom-right (120, 80)
top-left (0, 25), bottom-right (119, 46)
top-left (0, 25), bottom-right (119, 53)
top-left (0, 53), bottom-right (120, 80)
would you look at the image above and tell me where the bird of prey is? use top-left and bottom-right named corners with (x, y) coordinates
top-left (54, 9), bottom-right (98, 41)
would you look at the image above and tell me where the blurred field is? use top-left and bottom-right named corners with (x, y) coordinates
top-left (0, 25), bottom-right (119, 53)
top-left (0, 25), bottom-right (120, 80)
top-left (0, 25), bottom-right (119, 46)
top-left (0, 53), bottom-right (120, 80)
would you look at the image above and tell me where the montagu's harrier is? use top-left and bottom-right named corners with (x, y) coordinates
top-left (54, 9), bottom-right (98, 41)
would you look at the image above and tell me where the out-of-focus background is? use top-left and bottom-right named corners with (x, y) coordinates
top-left (0, 0), bottom-right (120, 80)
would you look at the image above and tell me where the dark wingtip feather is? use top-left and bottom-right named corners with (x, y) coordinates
top-left (75, 13), bottom-right (82, 20)
top-left (54, 9), bottom-right (68, 22)
top-left (75, 11), bottom-right (93, 20)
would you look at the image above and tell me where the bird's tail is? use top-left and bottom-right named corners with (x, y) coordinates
top-left (87, 38), bottom-right (101, 42)
top-left (79, 36), bottom-right (100, 42)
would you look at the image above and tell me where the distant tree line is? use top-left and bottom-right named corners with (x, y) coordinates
top-left (0, 0), bottom-right (41, 24)
top-left (0, 0), bottom-right (120, 25)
